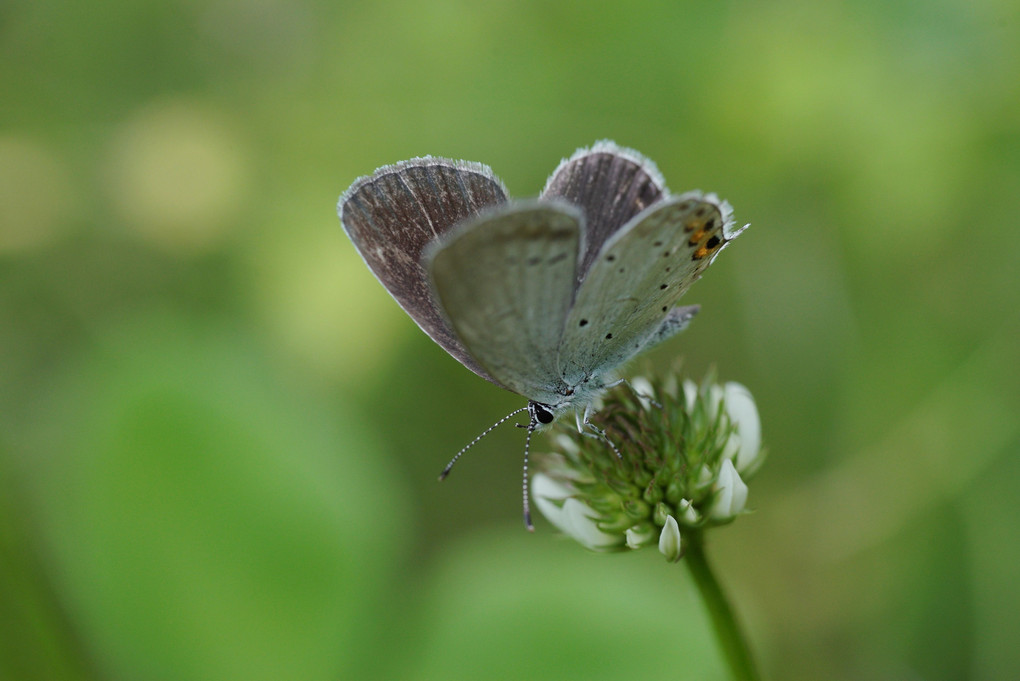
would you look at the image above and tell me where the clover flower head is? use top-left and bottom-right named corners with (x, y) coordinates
top-left (532, 372), bottom-right (765, 561)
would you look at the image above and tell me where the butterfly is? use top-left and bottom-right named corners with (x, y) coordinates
top-left (338, 140), bottom-right (745, 527)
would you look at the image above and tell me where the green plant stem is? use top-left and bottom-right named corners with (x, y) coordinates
top-left (684, 532), bottom-right (761, 681)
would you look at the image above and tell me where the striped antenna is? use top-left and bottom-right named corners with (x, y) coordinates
top-left (438, 406), bottom-right (530, 481)
top-left (522, 422), bottom-right (536, 532)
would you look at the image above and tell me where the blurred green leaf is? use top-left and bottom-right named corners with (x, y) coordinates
top-left (402, 529), bottom-right (723, 681)
top-left (9, 314), bottom-right (408, 680)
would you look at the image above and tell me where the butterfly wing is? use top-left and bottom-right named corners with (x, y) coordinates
top-left (339, 158), bottom-right (509, 386)
top-left (541, 140), bottom-right (667, 287)
top-left (640, 304), bottom-right (700, 353)
top-left (428, 202), bottom-right (582, 404)
top-left (558, 193), bottom-right (744, 387)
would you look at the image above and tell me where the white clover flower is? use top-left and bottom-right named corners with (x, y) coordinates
top-left (625, 524), bottom-right (657, 549)
top-left (661, 373), bottom-right (680, 400)
top-left (697, 463), bottom-right (715, 487)
top-left (533, 372), bottom-right (765, 559)
top-left (682, 379), bottom-right (699, 412)
top-left (709, 459), bottom-right (748, 521)
top-left (721, 382), bottom-right (763, 475)
top-left (679, 498), bottom-right (700, 525)
top-left (530, 373), bottom-right (764, 676)
top-left (658, 515), bottom-right (683, 562)
top-left (698, 380), bottom-right (764, 476)
top-left (629, 376), bottom-right (656, 411)
top-left (705, 383), bottom-right (726, 422)
top-left (531, 473), bottom-right (625, 551)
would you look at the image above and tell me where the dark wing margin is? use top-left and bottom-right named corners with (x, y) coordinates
top-left (338, 157), bottom-right (510, 385)
top-left (540, 140), bottom-right (668, 287)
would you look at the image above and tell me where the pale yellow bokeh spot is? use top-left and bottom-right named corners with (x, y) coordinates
top-left (246, 223), bottom-right (407, 384)
top-left (0, 135), bottom-right (73, 253)
top-left (105, 99), bottom-right (249, 254)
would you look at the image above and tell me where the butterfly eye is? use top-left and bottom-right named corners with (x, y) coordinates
top-left (532, 403), bottom-right (555, 424)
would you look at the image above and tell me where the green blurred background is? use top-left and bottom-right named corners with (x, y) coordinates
top-left (2, 0), bottom-right (1018, 679)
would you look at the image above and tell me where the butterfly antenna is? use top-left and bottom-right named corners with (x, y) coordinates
top-left (522, 423), bottom-right (535, 532)
top-left (438, 406), bottom-right (530, 481)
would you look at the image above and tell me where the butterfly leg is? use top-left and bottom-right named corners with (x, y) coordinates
top-left (577, 403), bottom-right (623, 460)
top-left (625, 377), bottom-right (662, 410)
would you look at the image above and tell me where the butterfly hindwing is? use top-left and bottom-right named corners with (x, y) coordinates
top-left (428, 202), bottom-right (582, 404)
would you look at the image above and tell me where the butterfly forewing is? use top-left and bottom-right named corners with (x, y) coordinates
top-left (339, 159), bottom-right (509, 386)
top-left (541, 141), bottom-right (667, 287)
top-left (428, 203), bottom-right (582, 404)
top-left (558, 193), bottom-right (734, 387)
